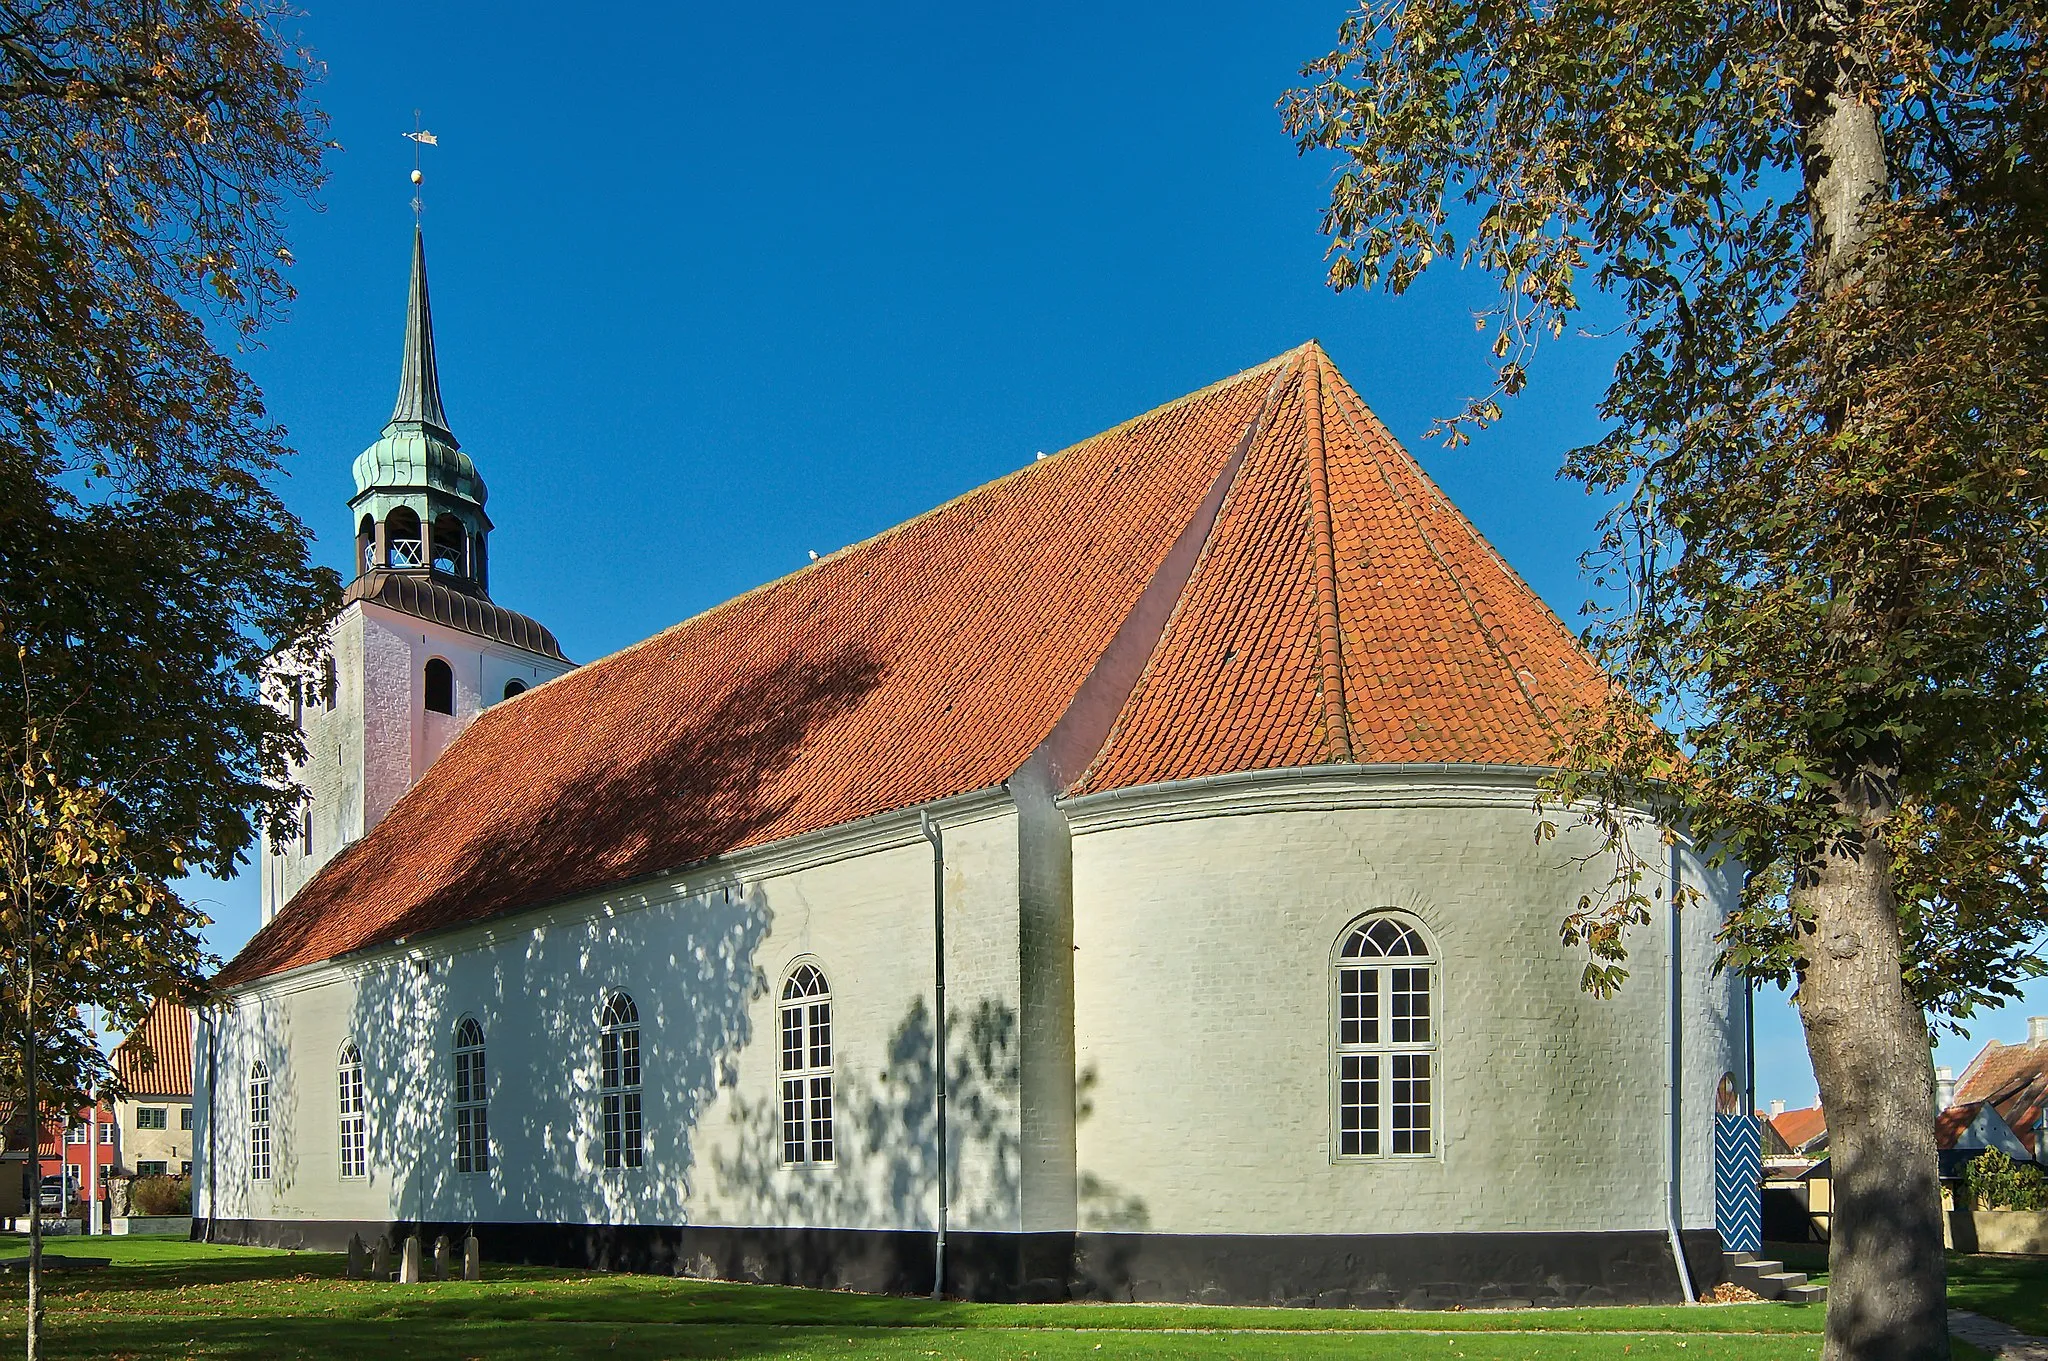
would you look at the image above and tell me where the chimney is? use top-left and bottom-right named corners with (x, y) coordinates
top-left (1935, 1066), bottom-right (1956, 1112)
top-left (1769, 1100), bottom-right (1785, 1118)
top-left (2030, 1016), bottom-right (2047, 1044)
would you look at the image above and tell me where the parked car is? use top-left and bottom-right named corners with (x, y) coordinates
top-left (37, 1175), bottom-right (65, 1213)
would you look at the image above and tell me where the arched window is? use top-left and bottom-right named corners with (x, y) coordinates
top-left (502, 679), bottom-right (527, 701)
top-left (248, 1060), bottom-right (272, 1181)
top-left (779, 963), bottom-right (834, 1165)
top-left (357, 514), bottom-right (377, 576)
top-left (1335, 915), bottom-right (1437, 1158)
top-left (599, 993), bottom-right (643, 1169)
top-left (321, 655), bottom-right (337, 709)
top-left (424, 658), bottom-right (454, 715)
top-left (385, 507), bottom-right (423, 568)
top-left (337, 1042), bottom-right (366, 1179)
top-left (431, 514), bottom-right (467, 576)
top-left (300, 801), bottom-right (313, 856)
top-left (454, 1017), bottom-right (489, 1174)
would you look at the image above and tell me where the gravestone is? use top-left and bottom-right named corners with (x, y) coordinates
top-left (399, 1234), bottom-right (422, 1284)
top-left (432, 1235), bottom-right (449, 1281)
top-left (463, 1232), bottom-right (480, 1281)
top-left (370, 1239), bottom-right (390, 1281)
top-left (345, 1234), bottom-right (366, 1280)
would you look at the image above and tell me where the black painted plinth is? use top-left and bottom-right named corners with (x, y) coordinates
top-left (194, 1217), bottom-right (1725, 1307)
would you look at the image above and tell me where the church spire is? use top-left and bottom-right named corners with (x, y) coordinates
top-left (387, 224), bottom-right (454, 440)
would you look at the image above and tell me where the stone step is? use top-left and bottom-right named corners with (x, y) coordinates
top-left (1782, 1282), bottom-right (1828, 1305)
top-left (1729, 1260), bottom-right (1800, 1298)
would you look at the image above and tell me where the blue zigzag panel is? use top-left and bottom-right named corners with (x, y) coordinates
top-left (1715, 1113), bottom-right (1763, 1254)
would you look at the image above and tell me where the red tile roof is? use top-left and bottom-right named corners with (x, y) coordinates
top-left (219, 344), bottom-right (1612, 987)
top-left (1954, 1033), bottom-right (2048, 1157)
top-left (113, 999), bottom-right (193, 1098)
top-left (1770, 1106), bottom-right (1828, 1154)
top-left (1934, 1102), bottom-right (1983, 1151)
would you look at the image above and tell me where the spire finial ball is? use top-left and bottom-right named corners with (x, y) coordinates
top-left (410, 169), bottom-right (423, 185)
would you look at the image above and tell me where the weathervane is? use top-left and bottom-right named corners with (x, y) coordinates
top-left (402, 110), bottom-right (438, 219)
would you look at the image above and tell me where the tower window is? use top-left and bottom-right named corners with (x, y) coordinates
top-left (385, 507), bottom-right (424, 568)
top-left (1334, 914), bottom-right (1438, 1159)
top-left (300, 802), bottom-right (312, 856)
top-left (779, 963), bottom-right (835, 1165)
top-left (432, 515), bottom-right (468, 576)
top-left (502, 679), bottom-right (527, 701)
top-left (322, 656), bottom-right (337, 709)
top-left (424, 658), bottom-right (454, 715)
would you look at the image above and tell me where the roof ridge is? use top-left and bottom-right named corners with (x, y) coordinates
top-left (1322, 372), bottom-right (1560, 740)
top-left (463, 348), bottom-right (1311, 715)
top-left (1302, 348), bottom-right (1355, 763)
top-left (1061, 353), bottom-right (1310, 794)
top-left (1327, 375), bottom-right (1594, 693)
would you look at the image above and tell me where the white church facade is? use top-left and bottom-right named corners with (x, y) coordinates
top-left (195, 228), bottom-right (1746, 1307)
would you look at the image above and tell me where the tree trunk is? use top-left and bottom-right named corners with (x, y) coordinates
top-left (1791, 9), bottom-right (1949, 1360)
top-left (24, 993), bottom-right (41, 1361)
top-left (1794, 772), bottom-right (1947, 1361)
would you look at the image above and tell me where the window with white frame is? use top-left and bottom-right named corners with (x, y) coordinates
top-left (779, 963), bottom-right (834, 1165)
top-left (454, 1017), bottom-right (489, 1173)
top-left (65, 1125), bottom-right (86, 1145)
top-left (248, 1061), bottom-right (272, 1181)
top-left (337, 1042), bottom-right (366, 1178)
top-left (99, 1122), bottom-right (112, 1145)
top-left (599, 993), bottom-right (643, 1169)
top-left (1334, 915), bottom-right (1438, 1158)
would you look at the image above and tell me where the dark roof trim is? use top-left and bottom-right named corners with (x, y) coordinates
top-left (345, 570), bottom-right (568, 661)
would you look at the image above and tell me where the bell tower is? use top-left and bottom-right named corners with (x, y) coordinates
top-left (350, 226), bottom-right (492, 591)
top-left (260, 219), bottom-right (574, 925)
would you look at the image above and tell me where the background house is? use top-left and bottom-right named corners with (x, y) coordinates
top-left (112, 999), bottom-right (195, 1179)
top-left (1934, 1016), bottom-right (2046, 1184)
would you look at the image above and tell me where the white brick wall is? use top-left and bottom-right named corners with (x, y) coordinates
top-left (213, 767), bottom-right (1739, 1246)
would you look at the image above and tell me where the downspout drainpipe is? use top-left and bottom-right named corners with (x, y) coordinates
top-left (1667, 836), bottom-right (1696, 1303)
top-left (203, 1008), bottom-right (218, 1242)
top-left (919, 811), bottom-right (948, 1302)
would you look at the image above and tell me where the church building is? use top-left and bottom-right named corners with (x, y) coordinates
top-left (196, 225), bottom-right (1746, 1308)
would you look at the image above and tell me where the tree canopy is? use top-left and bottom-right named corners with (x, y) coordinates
top-left (1287, 2), bottom-right (2045, 1355)
top-left (1, 0), bottom-right (338, 878)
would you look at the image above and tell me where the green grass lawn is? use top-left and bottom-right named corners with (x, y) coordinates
top-left (0, 1235), bottom-right (1835, 1360)
top-left (4, 1234), bottom-right (2029, 1360)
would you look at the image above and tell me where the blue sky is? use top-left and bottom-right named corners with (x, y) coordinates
top-left (180, 0), bottom-right (2045, 1104)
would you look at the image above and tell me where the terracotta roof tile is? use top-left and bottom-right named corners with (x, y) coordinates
top-left (1770, 1106), bottom-right (1828, 1154)
top-left (1955, 1035), bottom-right (2048, 1157)
top-left (1070, 347), bottom-right (1608, 792)
top-left (113, 999), bottom-right (192, 1099)
top-left (220, 344), bottom-right (1616, 988)
top-left (219, 353), bottom-right (1293, 986)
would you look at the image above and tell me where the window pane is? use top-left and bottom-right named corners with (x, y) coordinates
top-left (1392, 1053), bottom-right (1433, 1154)
top-left (1339, 1054), bottom-right (1380, 1156)
top-left (601, 1031), bottom-right (619, 1091)
top-left (780, 1005), bottom-right (803, 1072)
top-left (621, 1028), bottom-right (641, 1089)
top-left (1391, 966), bottom-right (1431, 1044)
top-left (782, 1077), bottom-right (806, 1164)
top-left (602, 1093), bottom-right (622, 1169)
top-left (1338, 967), bottom-right (1378, 1045)
top-left (623, 1092), bottom-right (643, 1168)
top-left (809, 1001), bottom-right (832, 1069)
top-left (810, 1075), bottom-right (835, 1163)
